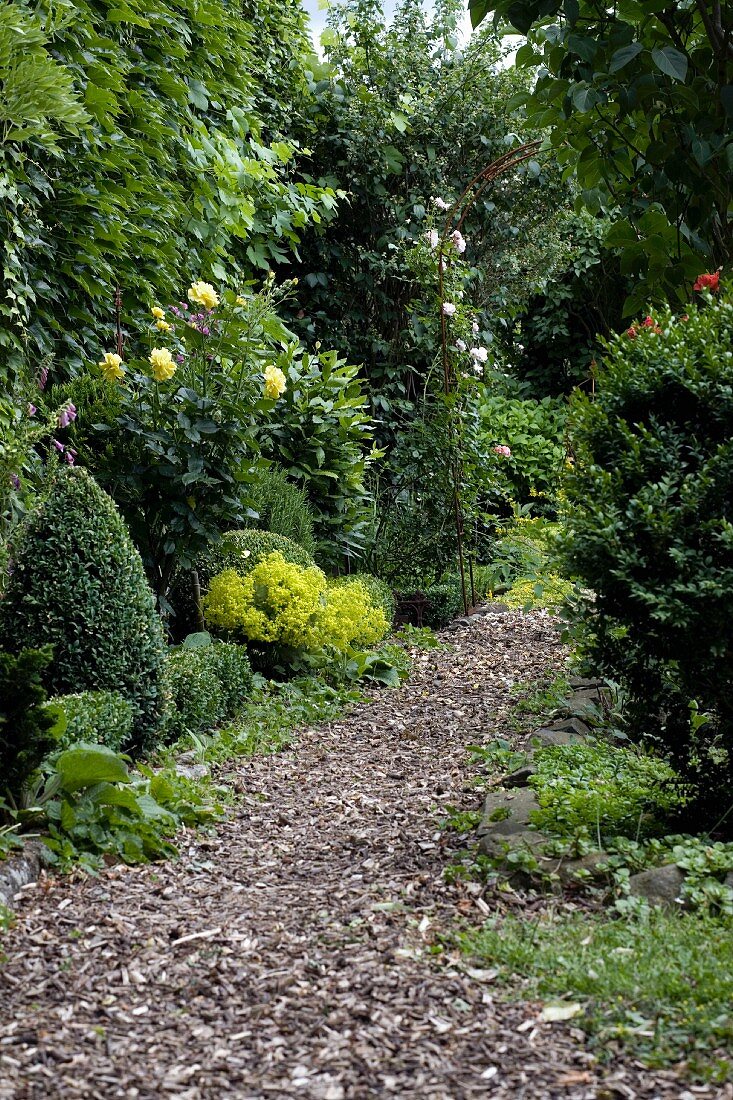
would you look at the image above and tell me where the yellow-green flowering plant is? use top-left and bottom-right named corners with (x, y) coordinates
top-left (203, 552), bottom-right (388, 653)
top-left (91, 277), bottom-right (301, 608)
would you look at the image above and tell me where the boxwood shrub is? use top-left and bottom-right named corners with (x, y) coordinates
top-left (563, 286), bottom-right (733, 820)
top-left (163, 640), bottom-right (252, 742)
top-left (52, 690), bottom-right (133, 752)
top-left (0, 468), bottom-right (167, 752)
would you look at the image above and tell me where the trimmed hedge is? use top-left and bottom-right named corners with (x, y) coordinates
top-left (52, 691), bottom-right (133, 752)
top-left (0, 468), bottom-right (167, 752)
top-left (163, 640), bottom-right (252, 742)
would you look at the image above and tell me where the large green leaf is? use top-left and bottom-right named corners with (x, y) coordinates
top-left (651, 46), bottom-right (688, 83)
top-left (54, 744), bottom-right (131, 793)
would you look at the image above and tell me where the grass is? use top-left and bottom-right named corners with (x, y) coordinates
top-left (457, 908), bottom-right (733, 1082)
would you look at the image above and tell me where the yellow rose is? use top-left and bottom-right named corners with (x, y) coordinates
top-left (149, 347), bottom-right (176, 382)
top-left (151, 306), bottom-right (165, 319)
top-left (187, 280), bottom-right (219, 310)
top-left (156, 319), bottom-right (171, 332)
top-left (98, 351), bottom-right (124, 382)
top-left (236, 295), bottom-right (247, 306)
top-left (263, 364), bottom-right (287, 400)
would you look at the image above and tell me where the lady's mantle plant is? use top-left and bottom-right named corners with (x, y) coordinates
top-left (93, 278), bottom-right (293, 607)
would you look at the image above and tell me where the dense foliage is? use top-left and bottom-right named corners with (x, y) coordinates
top-left (249, 466), bottom-right (317, 556)
top-left (52, 690), bottom-right (133, 752)
top-left (1, 0), bottom-right (334, 374)
top-left (163, 637), bottom-right (252, 742)
top-left (472, 0), bottom-right (733, 312)
top-left (564, 283), bottom-right (733, 820)
top-left (292, 0), bottom-right (567, 408)
top-left (0, 469), bottom-right (167, 750)
top-left (0, 647), bottom-right (58, 803)
top-left (203, 553), bottom-right (389, 653)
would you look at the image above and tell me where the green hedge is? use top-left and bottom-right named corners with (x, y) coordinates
top-left (0, 469), bottom-right (167, 752)
top-left (52, 691), bottom-right (133, 752)
top-left (163, 640), bottom-right (252, 742)
top-left (564, 287), bottom-right (733, 820)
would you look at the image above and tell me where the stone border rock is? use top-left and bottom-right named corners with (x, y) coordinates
top-left (0, 841), bottom-right (51, 910)
top-left (475, 677), bottom-right (613, 889)
top-left (474, 677), bottom-right (732, 909)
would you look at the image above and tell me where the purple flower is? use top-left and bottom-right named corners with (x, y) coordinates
top-left (9, 474), bottom-right (20, 491)
top-left (176, 353), bottom-right (185, 363)
top-left (64, 450), bottom-right (75, 465)
top-left (201, 326), bottom-right (210, 336)
top-left (57, 402), bottom-right (77, 428)
top-left (28, 403), bottom-right (37, 417)
top-left (53, 439), bottom-right (64, 453)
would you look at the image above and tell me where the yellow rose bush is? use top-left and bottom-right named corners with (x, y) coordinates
top-left (89, 276), bottom-right (303, 606)
top-left (203, 552), bottom-right (388, 654)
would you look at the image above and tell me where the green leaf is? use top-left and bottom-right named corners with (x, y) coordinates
top-left (182, 631), bottom-right (213, 649)
top-left (651, 47), bottom-right (688, 83)
top-left (54, 745), bottom-right (131, 793)
top-left (609, 43), bottom-right (643, 73)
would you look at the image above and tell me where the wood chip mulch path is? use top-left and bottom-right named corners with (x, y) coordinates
top-left (0, 610), bottom-right (724, 1099)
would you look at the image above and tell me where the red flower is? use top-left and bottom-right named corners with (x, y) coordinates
top-left (626, 326), bottom-right (638, 339)
top-left (642, 315), bottom-right (655, 328)
top-left (693, 272), bottom-right (720, 293)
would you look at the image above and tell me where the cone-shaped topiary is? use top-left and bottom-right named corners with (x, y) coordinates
top-left (0, 468), bottom-right (166, 752)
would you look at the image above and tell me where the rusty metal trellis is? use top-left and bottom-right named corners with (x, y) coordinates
top-left (437, 141), bottom-right (542, 615)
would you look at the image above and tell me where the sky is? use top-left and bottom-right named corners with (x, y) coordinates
top-left (300, 0), bottom-right (475, 49)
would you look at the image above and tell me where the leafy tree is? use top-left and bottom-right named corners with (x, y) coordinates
top-left (471, 0), bottom-right (733, 314)
top-left (291, 0), bottom-right (569, 418)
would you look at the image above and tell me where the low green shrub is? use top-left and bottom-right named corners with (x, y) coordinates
top-left (332, 573), bottom-right (395, 625)
top-left (424, 582), bottom-right (463, 628)
top-left (207, 642), bottom-right (253, 718)
top-left (52, 691), bottom-right (133, 752)
top-left (164, 649), bottom-right (224, 743)
top-left (393, 581), bottom-right (463, 629)
top-left (0, 647), bottom-right (59, 805)
top-left (163, 637), bottom-right (253, 742)
top-left (199, 530), bottom-right (316, 590)
top-left (0, 469), bottom-right (167, 753)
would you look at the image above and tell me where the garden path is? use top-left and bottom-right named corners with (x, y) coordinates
top-left (0, 612), bottom-right (699, 1099)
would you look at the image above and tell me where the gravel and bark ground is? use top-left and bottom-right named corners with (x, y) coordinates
top-left (0, 611), bottom-right (722, 1099)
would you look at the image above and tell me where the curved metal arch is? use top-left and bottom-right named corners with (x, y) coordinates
top-left (436, 141), bottom-right (542, 614)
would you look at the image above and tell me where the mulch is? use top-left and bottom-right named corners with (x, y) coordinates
top-left (0, 610), bottom-right (726, 1099)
